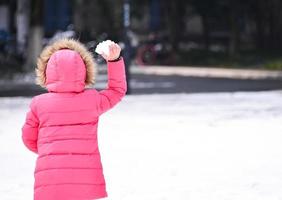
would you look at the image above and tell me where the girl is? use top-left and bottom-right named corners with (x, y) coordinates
top-left (22, 38), bottom-right (127, 200)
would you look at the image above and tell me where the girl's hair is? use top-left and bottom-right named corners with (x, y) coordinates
top-left (36, 38), bottom-right (96, 88)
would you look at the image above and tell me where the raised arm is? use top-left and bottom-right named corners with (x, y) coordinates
top-left (97, 42), bottom-right (127, 115)
top-left (22, 98), bottom-right (39, 153)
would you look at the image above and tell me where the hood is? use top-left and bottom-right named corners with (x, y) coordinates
top-left (45, 49), bottom-right (86, 93)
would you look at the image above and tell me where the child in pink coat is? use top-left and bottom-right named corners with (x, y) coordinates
top-left (22, 38), bottom-right (127, 200)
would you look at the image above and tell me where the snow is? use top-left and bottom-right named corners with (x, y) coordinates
top-left (95, 40), bottom-right (115, 56)
top-left (1, 91), bottom-right (282, 200)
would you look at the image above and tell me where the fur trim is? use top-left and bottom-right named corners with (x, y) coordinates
top-left (36, 38), bottom-right (96, 87)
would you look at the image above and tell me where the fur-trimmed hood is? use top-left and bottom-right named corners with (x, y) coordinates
top-left (36, 38), bottom-right (96, 92)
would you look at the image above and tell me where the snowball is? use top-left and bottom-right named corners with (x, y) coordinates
top-left (95, 40), bottom-right (115, 57)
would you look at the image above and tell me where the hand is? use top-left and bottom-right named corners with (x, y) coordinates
top-left (101, 43), bottom-right (121, 61)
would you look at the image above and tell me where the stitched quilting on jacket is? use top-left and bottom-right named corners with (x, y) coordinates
top-left (22, 45), bottom-right (126, 200)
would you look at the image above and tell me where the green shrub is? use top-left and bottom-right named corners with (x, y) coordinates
top-left (265, 60), bottom-right (282, 70)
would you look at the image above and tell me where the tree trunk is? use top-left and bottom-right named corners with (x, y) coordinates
top-left (201, 13), bottom-right (210, 51)
top-left (166, 0), bottom-right (185, 52)
top-left (25, 26), bottom-right (43, 70)
top-left (228, 0), bottom-right (240, 57)
top-left (254, 2), bottom-right (265, 50)
top-left (16, 0), bottom-right (30, 55)
top-left (24, 0), bottom-right (43, 71)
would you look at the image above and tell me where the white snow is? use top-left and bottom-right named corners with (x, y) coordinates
top-left (95, 40), bottom-right (115, 57)
top-left (1, 91), bottom-right (282, 200)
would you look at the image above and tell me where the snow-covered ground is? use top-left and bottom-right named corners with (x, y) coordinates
top-left (1, 91), bottom-right (282, 200)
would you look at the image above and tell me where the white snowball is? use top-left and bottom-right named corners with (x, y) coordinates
top-left (95, 40), bottom-right (115, 57)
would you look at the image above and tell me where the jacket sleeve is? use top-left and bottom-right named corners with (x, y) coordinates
top-left (97, 57), bottom-right (127, 115)
top-left (22, 98), bottom-right (39, 154)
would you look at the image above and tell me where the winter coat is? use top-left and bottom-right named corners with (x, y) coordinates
top-left (22, 49), bottom-right (127, 200)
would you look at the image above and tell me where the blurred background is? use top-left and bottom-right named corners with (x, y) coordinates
top-left (2, 0), bottom-right (282, 69)
top-left (0, 0), bottom-right (282, 95)
top-left (3, 0), bottom-right (282, 66)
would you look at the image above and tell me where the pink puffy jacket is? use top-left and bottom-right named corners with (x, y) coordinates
top-left (22, 49), bottom-right (126, 200)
